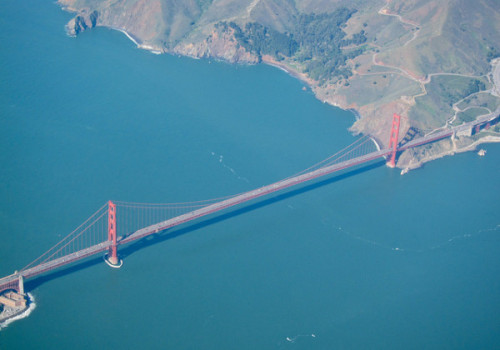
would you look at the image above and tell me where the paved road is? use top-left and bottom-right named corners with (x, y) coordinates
top-left (492, 59), bottom-right (500, 97)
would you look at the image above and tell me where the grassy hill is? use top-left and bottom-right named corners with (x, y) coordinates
top-left (58, 0), bottom-right (500, 169)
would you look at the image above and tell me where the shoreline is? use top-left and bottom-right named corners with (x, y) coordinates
top-left (261, 55), bottom-right (317, 87)
top-left (0, 293), bottom-right (36, 330)
top-left (69, 22), bottom-right (500, 172)
top-left (258, 56), bottom-right (500, 171)
top-left (400, 135), bottom-right (500, 174)
top-left (109, 27), bottom-right (163, 54)
top-left (112, 27), bottom-right (141, 47)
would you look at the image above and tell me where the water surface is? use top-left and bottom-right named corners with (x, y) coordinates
top-left (0, 1), bottom-right (499, 349)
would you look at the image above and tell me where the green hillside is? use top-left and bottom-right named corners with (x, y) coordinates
top-left (58, 0), bottom-right (500, 168)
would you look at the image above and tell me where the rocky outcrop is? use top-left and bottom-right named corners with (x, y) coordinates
top-left (65, 10), bottom-right (98, 36)
top-left (397, 134), bottom-right (500, 172)
top-left (174, 27), bottom-right (259, 64)
top-left (57, 0), bottom-right (500, 173)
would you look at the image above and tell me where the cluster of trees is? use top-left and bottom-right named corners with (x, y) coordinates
top-left (292, 9), bottom-right (355, 58)
top-left (292, 9), bottom-right (366, 81)
top-left (221, 7), bottom-right (367, 82)
top-left (342, 30), bottom-right (367, 46)
top-left (467, 79), bottom-right (487, 94)
top-left (438, 78), bottom-right (486, 107)
top-left (486, 46), bottom-right (499, 62)
top-left (228, 22), bottom-right (298, 60)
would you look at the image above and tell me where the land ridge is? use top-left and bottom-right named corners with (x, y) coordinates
top-left (57, 0), bottom-right (500, 170)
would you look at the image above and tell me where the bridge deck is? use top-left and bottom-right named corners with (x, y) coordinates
top-left (1, 108), bottom-right (498, 290)
top-left (0, 242), bottom-right (111, 289)
top-left (400, 111), bottom-right (498, 151)
top-left (122, 107), bottom-right (498, 245)
top-left (121, 148), bottom-right (392, 244)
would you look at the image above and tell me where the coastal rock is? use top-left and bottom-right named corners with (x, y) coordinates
top-left (56, 0), bottom-right (500, 171)
top-left (65, 10), bottom-right (98, 36)
top-left (174, 27), bottom-right (259, 64)
top-left (395, 134), bottom-right (500, 170)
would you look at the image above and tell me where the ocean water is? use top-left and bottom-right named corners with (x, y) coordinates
top-left (0, 1), bottom-right (499, 349)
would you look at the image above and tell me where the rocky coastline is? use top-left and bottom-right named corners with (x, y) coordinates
top-left (399, 134), bottom-right (500, 174)
top-left (0, 293), bottom-right (35, 329)
top-left (59, 3), bottom-right (500, 173)
top-left (0, 305), bottom-right (27, 323)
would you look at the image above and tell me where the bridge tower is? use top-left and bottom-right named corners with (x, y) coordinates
top-left (387, 113), bottom-right (401, 168)
top-left (105, 200), bottom-right (122, 268)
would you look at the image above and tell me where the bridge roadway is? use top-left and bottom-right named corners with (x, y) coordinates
top-left (121, 106), bottom-right (499, 245)
top-left (0, 147), bottom-right (394, 290)
top-left (400, 110), bottom-right (499, 151)
top-left (0, 109), bottom-right (497, 290)
top-left (0, 242), bottom-right (112, 288)
top-left (121, 147), bottom-right (393, 244)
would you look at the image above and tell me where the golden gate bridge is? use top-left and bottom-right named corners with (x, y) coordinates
top-left (0, 112), bottom-right (498, 294)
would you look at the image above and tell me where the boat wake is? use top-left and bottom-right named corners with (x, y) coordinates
top-left (286, 333), bottom-right (316, 343)
top-left (211, 152), bottom-right (250, 183)
top-left (335, 223), bottom-right (500, 253)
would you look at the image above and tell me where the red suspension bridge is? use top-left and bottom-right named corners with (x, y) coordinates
top-left (0, 112), bottom-right (498, 294)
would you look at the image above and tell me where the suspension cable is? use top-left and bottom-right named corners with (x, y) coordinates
top-left (20, 203), bottom-right (108, 271)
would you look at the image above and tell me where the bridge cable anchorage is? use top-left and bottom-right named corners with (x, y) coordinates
top-left (396, 114), bottom-right (434, 135)
top-left (387, 113), bottom-right (401, 168)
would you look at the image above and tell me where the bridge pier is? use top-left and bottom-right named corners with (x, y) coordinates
top-left (18, 275), bottom-right (24, 295)
top-left (104, 201), bottom-right (122, 268)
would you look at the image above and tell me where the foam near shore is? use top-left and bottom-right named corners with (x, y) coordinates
top-left (111, 27), bottom-right (163, 54)
top-left (0, 293), bottom-right (36, 330)
top-left (109, 27), bottom-right (140, 46)
top-left (400, 134), bottom-right (500, 174)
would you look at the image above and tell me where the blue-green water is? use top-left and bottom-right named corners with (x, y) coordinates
top-left (1, 1), bottom-right (499, 349)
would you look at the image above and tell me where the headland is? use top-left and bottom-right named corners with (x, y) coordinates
top-left (57, 0), bottom-right (500, 171)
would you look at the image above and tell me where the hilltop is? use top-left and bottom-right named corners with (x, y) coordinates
top-left (58, 0), bottom-right (500, 170)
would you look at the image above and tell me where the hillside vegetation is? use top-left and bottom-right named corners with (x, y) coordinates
top-left (58, 0), bottom-right (500, 169)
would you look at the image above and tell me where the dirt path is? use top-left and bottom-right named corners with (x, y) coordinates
top-left (368, 0), bottom-right (493, 120)
top-left (246, 0), bottom-right (261, 17)
top-left (491, 58), bottom-right (500, 97)
top-left (374, 2), bottom-right (423, 84)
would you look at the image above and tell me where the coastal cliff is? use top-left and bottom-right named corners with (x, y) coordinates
top-left (58, 0), bottom-right (500, 170)
top-left (65, 9), bottom-right (98, 36)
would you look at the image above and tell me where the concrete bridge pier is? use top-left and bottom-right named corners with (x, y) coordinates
top-left (18, 275), bottom-right (24, 295)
